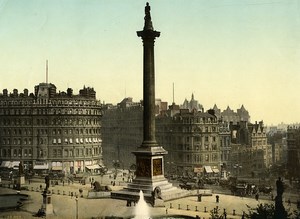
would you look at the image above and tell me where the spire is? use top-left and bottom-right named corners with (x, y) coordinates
top-left (144, 2), bottom-right (153, 30)
top-left (172, 82), bottom-right (175, 104)
top-left (46, 60), bottom-right (48, 84)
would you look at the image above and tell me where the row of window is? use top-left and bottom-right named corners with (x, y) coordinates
top-left (1, 149), bottom-right (32, 157)
top-left (220, 137), bottom-right (231, 147)
top-left (0, 108), bottom-right (101, 116)
top-left (53, 147), bottom-right (101, 157)
top-left (0, 99), bottom-right (100, 107)
top-left (158, 135), bottom-right (219, 144)
top-left (180, 117), bottom-right (217, 124)
top-left (1, 137), bottom-right (101, 145)
top-left (53, 138), bottom-right (101, 144)
top-left (185, 153), bottom-right (219, 163)
top-left (0, 146), bottom-right (102, 158)
top-left (2, 138), bottom-right (32, 145)
top-left (0, 117), bottom-right (100, 126)
top-left (186, 135), bottom-right (217, 142)
top-left (181, 144), bottom-right (218, 151)
top-left (1, 128), bottom-right (101, 136)
top-left (220, 153), bottom-right (231, 161)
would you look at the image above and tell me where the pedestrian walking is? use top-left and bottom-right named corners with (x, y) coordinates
top-left (216, 195), bottom-right (219, 203)
top-left (224, 212), bottom-right (227, 219)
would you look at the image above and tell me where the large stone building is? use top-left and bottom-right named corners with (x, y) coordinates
top-left (218, 121), bottom-right (232, 178)
top-left (267, 130), bottom-right (287, 166)
top-left (229, 121), bottom-right (272, 177)
top-left (101, 97), bottom-right (143, 169)
top-left (101, 94), bottom-right (272, 178)
top-left (286, 126), bottom-right (300, 179)
top-left (0, 83), bottom-right (103, 174)
top-left (156, 109), bottom-right (221, 176)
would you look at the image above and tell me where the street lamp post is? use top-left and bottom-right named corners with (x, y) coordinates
top-left (75, 195), bottom-right (78, 219)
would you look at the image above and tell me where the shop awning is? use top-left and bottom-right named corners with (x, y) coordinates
top-left (204, 166), bottom-right (213, 173)
top-left (1, 161), bottom-right (20, 168)
top-left (33, 164), bottom-right (49, 170)
top-left (85, 164), bottom-right (101, 170)
top-left (52, 166), bottom-right (63, 171)
top-left (1, 161), bottom-right (11, 168)
top-left (194, 167), bottom-right (203, 173)
top-left (212, 168), bottom-right (219, 173)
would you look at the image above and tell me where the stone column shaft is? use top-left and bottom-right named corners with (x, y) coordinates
top-left (143, 39), bottom-right (156, 144)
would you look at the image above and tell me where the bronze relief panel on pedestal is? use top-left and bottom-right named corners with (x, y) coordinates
top-left (136, 157), bottom-right (151, 177)
top-left (153, 158), bottom-right (163, 176)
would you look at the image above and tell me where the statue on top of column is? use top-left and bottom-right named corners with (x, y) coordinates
top-left (144, 2), bottom-right (153, 31)
top-left (145, 2), bottom-right (151, 20)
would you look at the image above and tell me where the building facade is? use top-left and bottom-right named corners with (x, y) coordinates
top-left (229, 121), bottom-right (272, 177)
top-left (156, 109), bottom-right (221, 176)
top-left (218, 121), bottom-right (232, 178)
top-left (0, 83), bottom-right (103, 174)
top-left (286, 126), bottom-right (300, 179)
top-left (101, 98), bottom-right (143, 169)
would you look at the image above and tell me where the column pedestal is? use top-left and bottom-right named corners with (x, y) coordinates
top-left (16, 175), bottom-right (25, 190)
top-left (41, 190), bottom-right (54, 215)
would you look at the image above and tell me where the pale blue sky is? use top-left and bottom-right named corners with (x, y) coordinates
top-left (0, 0), bottom-right (299, 125)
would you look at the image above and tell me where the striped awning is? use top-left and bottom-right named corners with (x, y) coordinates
top-left (212, 168), bottom-right (220, 173)
top-left (33, 164), bottom-right (49, 170)
top-left (0, 161), bottom-right (20, 168)
top-left (204, 166), bottom-right (213, 173)
top-left (85, 164), bottom-right (101, 170)
top-left (52, 166), bottom-right (63, 171)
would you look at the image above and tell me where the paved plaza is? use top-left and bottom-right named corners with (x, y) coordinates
top-left (0, 174), bottom-right (298, 219)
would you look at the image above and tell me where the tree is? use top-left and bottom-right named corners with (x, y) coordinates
top-left (245, 203), bottom-right (299, 219)
top-left (246, 203), bottom-right (275, 219)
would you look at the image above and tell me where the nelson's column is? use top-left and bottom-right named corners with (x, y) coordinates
top-left (111, 2), bottom-right (188, 205)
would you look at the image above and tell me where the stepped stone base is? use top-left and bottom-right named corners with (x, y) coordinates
top-left (111, 175), bottom-right (191, 205)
